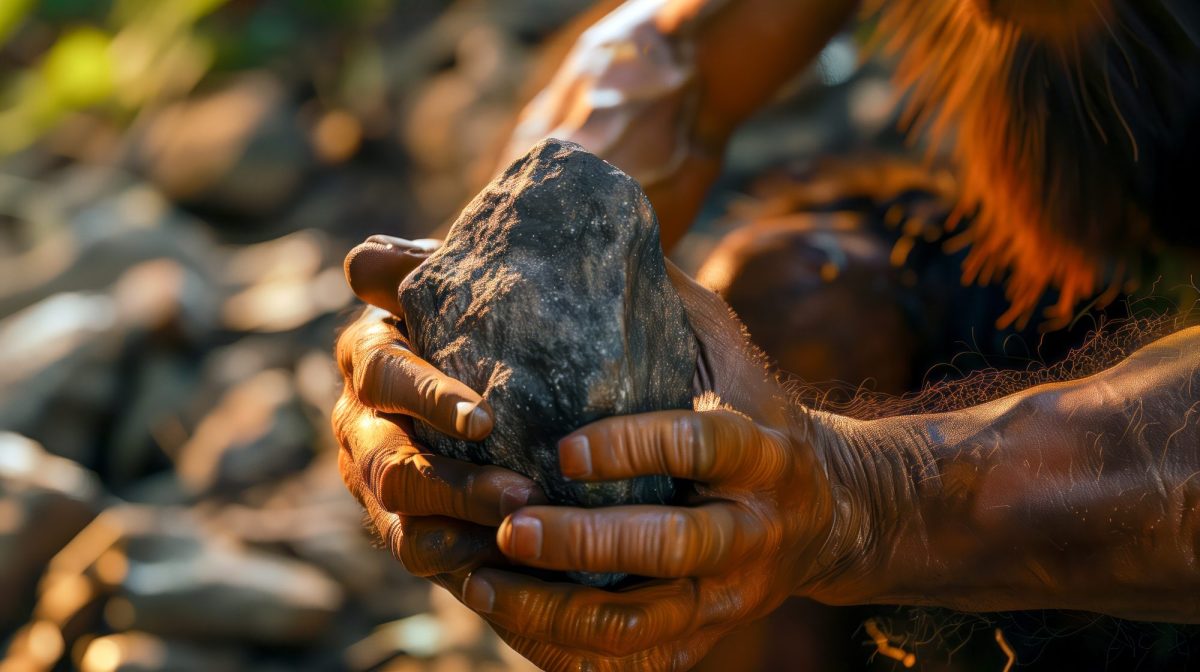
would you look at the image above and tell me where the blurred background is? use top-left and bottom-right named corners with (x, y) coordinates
top-left (0, 1), bottom-right (1195, 671)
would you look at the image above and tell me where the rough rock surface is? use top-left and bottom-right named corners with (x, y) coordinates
top-left (399, 139), bottom-right (697, 582)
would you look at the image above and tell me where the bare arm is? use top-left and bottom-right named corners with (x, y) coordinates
top-left (338, 236), bottom-right (1200, 670)
top-left (505, 0), bottom-right (860, 247)
top-left (821, 327), bottom-right (1200, 621)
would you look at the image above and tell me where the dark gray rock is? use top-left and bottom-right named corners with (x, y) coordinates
top-left (399, 139), bottom-right (697, 584)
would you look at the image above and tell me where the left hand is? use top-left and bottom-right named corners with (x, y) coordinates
top-left (458, 266), bottom-right (866, 671)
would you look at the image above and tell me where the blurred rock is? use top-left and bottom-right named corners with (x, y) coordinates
top-left (103, 258), bottom-right (219, 486)
top-left (136, 73), bottom-right (313, 218)
top-left (34, 505), bottom-right (343, 648)
top-left (0, 255), bottom-right (218, 473)
top-left (345, 587), bottom-right (497, 671)
top-left (76, 632), bottom-right (245, 672)
top-left (310, 109), bottom-right (363, 165)
top-left (1, 620), bottom-right (68, 672)
top-left (0, 174), bottom-right (220, 319)
top-left (293, 350), bottom-right (342, 419)
top-left (175, 369), bottom-right (313, 497)
top-left (0, 292), bottom-right (123, 466)
top-left (206, 453), bottom-right (428, 618)
top-left (111, 259), bottom-right (219, 343)
top-left (219, 230), bottom-right (353, 333)
top-left (401, 23), bottom-right (530, 222)
top-left (0, 434), bottom-right (103, 632)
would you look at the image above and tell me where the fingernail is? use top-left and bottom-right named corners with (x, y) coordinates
top-left (462, 574), bottom-right (495, 613)
top-left (365, 234), bottom-right (409, 249)
top-left (558, 435), bottom-right (592, 478)
top-left (365, 235), bottom-right (437, 259)
top-left (500, 486), bottom-right (531, 517)
top-left (454, 401), bottom-right (491, 438)
top-left (509, 516), bottom-right (543, 560)
top-left (410, 238), bottom-right (441, 252)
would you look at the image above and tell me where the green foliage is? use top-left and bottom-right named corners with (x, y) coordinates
top-left (0, 0), bottom-right (35, 43)
top-left (0, 0), bottom-right (395, 156)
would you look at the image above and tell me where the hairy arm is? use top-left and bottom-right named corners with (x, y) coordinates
top-left (505, 0), bottom-right (860, 247)
top-left (822, 326), bottom-right (1200, 621)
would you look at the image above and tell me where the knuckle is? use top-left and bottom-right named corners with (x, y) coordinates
top-left (389, 452), bottom-right (434, 513)
top-left (334, 315), bottom-right (369, 378)
top-left (718, 409), bottom-right (756, 445)
top-left (711, 409), bottom-right (765, 480)
top-left (725, 506), bottom-right (760, 558)
top-left (679, 413), bottom-right (710, 477)
top-left (398, 525), bottom-right (446, 577)
top-left (657, 512), bottom-right (694, 575)
top-left (594, 606), bottom-right (648, 657)
top-left (565, 513), bottom-right (598, 568)
top-left (364, 445), bottom-right (407, 504)
top-left (410, 370), bottom-right (445, 423)
top-left (457, 469), bottom-right (479, 520)
top-left (754, 426), bottom-right (793, 483)
top-left (353, 347), bottom-right (396, 407)
top-left (696, 509), bottom-right (735, 572)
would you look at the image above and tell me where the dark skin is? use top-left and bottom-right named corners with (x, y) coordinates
top-left (334, 1), bottom-right (1200, 669)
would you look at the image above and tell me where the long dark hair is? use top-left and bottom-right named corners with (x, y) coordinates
top-left (868, 0), bottom-right (1200, 329)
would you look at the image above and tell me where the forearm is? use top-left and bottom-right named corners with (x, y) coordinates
top-left (816, 327), bottom-right (1200, 621)
top-left (507, 0), bottom-right (859, 247)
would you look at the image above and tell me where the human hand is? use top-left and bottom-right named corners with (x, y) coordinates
top-left (333, 236), bottom-right (547, 594)
top-left (503, 0), bottom-right (723, 247)
top-left (453, 266), bottom-right (867, 671)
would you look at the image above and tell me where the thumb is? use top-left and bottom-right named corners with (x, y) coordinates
top-left (664, 259), bottom-right (792, 424)
top-left (344, 236), bottom-right (440, 315)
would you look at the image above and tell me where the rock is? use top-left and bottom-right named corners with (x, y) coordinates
top-left (175, 369), bottom-right (314, 497)
top-left (219, 230), bottom-right (353, 333)
top-left (207, 454), bottom-right (426, 614)
top-left (31, 505), bottom-right (343, 652)
top-left (136, 73), bottom-right (313, 218)
top-left (75, 632), bottom-right (246, 672)
top-left (0, 433), bottom-right (103, 632)
top-left (0, 175), bottom-right (220, 319)
top-left (399, 139), bottom-right (697, 583)
top-left (0, 292), bottom-right (123, 467)
top-left (111, 258), bottom-right (218, 343)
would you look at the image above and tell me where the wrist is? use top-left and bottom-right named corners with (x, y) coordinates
top-left (792, 408), bottom-right (930, 606)
top-left (803, 385), bottom-right (1081, 611)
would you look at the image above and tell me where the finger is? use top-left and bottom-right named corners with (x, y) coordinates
top-left (496, 503), bottom-right (767, 577)
top-left (351, 447), bottom-right (506, 577)
top-left (335, 306), bottom-right (398, 380)
top-left (336, 399), bottom-right (543, 526)
top-left (379, 451), bottom-right (548, 527)
top-left (344, 236), bottom-right (440, 314)
top-left (558, 408), bottom-right (794, 487)
top-left (461, 569), bottom-right (703, 658)
top-left (351, 326), bottom-right (493, 440)
top-left (391, 515), bottom-right (504, 576)
top-left (355, 474), bottom-right (502, 576)
top-left (492, 625), bottom-right (717, 672)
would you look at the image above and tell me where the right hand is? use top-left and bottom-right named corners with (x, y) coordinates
top-left (332, 236), bottom-right (547, 594)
